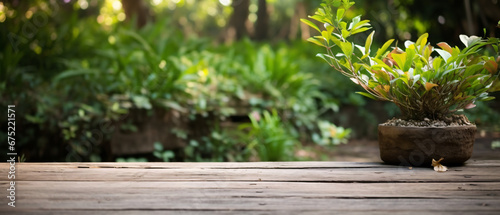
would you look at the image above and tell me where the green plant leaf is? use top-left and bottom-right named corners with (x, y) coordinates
top-left (351, 27), bottom-right (371, 35)
top-left (300, 19), bottom-right (321, 33)
top-left (364, 31), bottom-right (375, 55)
top-left (415, 33), bottom-right (428, 54)
top-left (336, 8), bottom-right (345, 21)
top-left (52, 69), bottom-right (98, 86)
top-left (435, 49), bottom-right (452, 62)
top-left (341, 29), bottom-right (350, 39)
top-left (391, 52), bottom-right (407, 70)
top-left (340, 41), bottom-right (353, 60)
top-left (307, 37), bottom-right (326, 47)
top-left (375, 39), bottom-right (395, 59)
top-left (316, 53), bottom-right (332, 64)
top-left (348, 15), bottom-right (361, 30)
top-left (356, 91), bottom-right (377, 100)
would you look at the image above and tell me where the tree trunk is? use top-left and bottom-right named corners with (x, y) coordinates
top-left (227, 0), bottom-right (250, 41)
top-left (254, 0), bottom-right (269, 40)
top-left (289, 1), bottom-right (310, 40)
top-left (121, 0), bottom-right (151, 28)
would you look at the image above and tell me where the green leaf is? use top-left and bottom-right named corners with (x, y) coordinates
top-left (333, 0), bottom-right (342, 7)
top-left (300, 19), bottom-right (321, 33)
top-left (356, 92), bottom-right (377, 100)
top-left (435, 49), bottom-right (452, 62)
top-left (415, 33), bottom-right (428, 54)
top-left (404, 47), bottom-right (416, 71)
top-left (341, 29), bottom-right (350, 39)
top-left (375, 39), bottom-right (395, 59)
top-left (352, 20), bottom-right (371, 31)
top-left (391, 52), bottom-right (407, 70)
top-left (340, 41), bottom-right (353, 59)
top-left (330, 35), bottom-right (342, 47)
top-left (364, 31), bottom-right (375, 55)
top-left (432, 57), bottom-right (444, 72)
top-left (309, 15), bottom-right (326, 23)
top-left (316, 53), bottom-right (332, 65)
top-left (326, 24), bottom-right (335, 35)
top-left (351, 27), bottom-right (371, 35)
top-left (52, 69), bottom-right (98, 86)
top-left (479, 96), bottom-right (495, 101)
top-left (348, 15), bottom-right (361, 30)
top-left (337, 8), bottom-right (345, 22)
top-left (321, 30), bottom-right (332, 45)
top-left (307, 37), bottom-right (326, 47)
top-left (154, 142), bottom-right (164, 151)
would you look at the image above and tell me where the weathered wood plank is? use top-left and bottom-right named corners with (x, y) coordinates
top-left (2, 211), bottom-right (499, 215)
top-left (4, 165), bottom-right (500, 182)
top-left (9, 181), bottom-right (500, 199)
top-left (3, 195), bottom-right (499, 211)
top-left (6, 159), bottom-right (500, 169)
top-left (2, 209), bottom-right (499, 215)
top-left (1, 161), bottom-right (499, 214)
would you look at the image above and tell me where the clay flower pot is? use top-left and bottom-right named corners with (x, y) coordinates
top-left (378, 124), bottom-right (476, 166)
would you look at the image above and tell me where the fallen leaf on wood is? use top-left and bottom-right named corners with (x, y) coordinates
top-left (432, 158), bottom-right (448, 172)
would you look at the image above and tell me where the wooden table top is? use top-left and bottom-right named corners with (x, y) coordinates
top-left (2, 160), bottom-right (500, 214)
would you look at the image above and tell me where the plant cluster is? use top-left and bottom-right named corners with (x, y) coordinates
top-left (302, 0), bottom-right (500, 121)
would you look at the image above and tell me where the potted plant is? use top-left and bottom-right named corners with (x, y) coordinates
top-left (302, 0), bottom-right (500, 166)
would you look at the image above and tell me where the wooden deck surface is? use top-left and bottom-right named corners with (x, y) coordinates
top-left (2, 160), bottom-right (500, 214)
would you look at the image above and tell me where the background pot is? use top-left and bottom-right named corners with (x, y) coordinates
top-left (378, 124), bottom-right (476, 166)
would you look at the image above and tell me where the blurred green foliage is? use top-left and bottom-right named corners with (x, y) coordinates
top-left (241, 110), bottom-right (298, 161)
top-left (0, 0), bottom-right (348, 162)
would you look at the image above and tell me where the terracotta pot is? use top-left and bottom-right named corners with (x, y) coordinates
top-left (378, 124), bottom-right (476, 166)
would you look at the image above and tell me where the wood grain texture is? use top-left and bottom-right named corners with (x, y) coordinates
top-left (1, 161), bottom-right (500, 214)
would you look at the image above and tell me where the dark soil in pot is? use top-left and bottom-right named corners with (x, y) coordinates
top-left (378, 115), bottom-right (476, 166)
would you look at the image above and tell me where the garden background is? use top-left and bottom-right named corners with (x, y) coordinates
top-left (1, 0), bottom-right (499, 162)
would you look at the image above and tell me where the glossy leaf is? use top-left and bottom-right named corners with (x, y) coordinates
top-left (348, 15), bottom-right (361, 30)
top-left (437, 42), bottom-right (453, 53)
top-left (356, 91), bottom-right (378, 100)
top-left (375, 39), bottom-right (395, 59)
top-left (364, 31), bottom-right (375, 55)
top-left (415, 33), bottom-right (428, 54)
top-left (435, 49), bottom-right (452, 62)
top-left (391, 52), bottom-right (407, 70)
top-left (341, 29), bottom-right (350, 38)
top-left (340, 41), bottom-right (353, 59)
top-left (425, 82), bottom-right (438, 91)
top-left (307, 38), bottom-right (325, 47)
top-left (336, 8), bottom-right (345, 21)
top-left (300, 19), bottom-right (321, 33)
top-left (351, 27), bottom-right (371, 35)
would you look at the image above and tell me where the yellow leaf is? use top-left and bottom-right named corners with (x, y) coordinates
top-left (374, 85), bottom-right (388, 96)
top-left (425, 82), bottom-right (438, 91)
top-left (432, 158), bottom-right (448, 172)
top-left (307, 38), bottom-right (325, 47)
top-left (383, 85), bottom-right (390, 92)
top-left (416, 33), bottom-right (428, 54)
